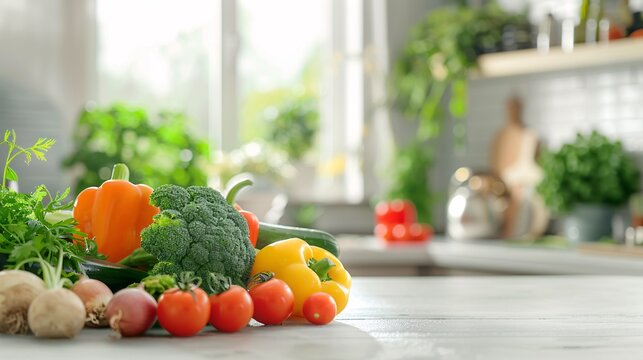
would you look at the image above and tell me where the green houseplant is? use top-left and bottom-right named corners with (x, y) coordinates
top-left (537, 131), bottom-right (640, 242)
top-left (63, 103), bottom-right (210, 194)
top-left (266, 96), bottom-right (319, 161)
top-left (389, 2), bottom-right (529, 224)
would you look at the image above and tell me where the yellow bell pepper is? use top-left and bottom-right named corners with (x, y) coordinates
top-left (251, 238), bottom-right (351, 317)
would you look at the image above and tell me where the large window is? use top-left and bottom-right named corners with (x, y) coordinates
top-left (234, 0), bottom-right (366, 203)
top-left (237, 0), bottom-right (325, 144)
top-left (95, 0), bottom-right (368, 203)
top-left (96, 0), bottom-right (218, 135)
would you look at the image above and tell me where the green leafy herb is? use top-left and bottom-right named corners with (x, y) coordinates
top-left (537, 131), bottom-right (641, 213)
top-left (0, 130), bottom-right (101, 276)
top-left (1, 129), bottom-right (56, 186)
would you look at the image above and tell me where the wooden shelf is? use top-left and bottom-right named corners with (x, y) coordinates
top-left (476, 37), bottom-right (643, 78)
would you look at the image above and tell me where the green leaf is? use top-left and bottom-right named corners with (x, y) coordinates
top-left (22, 151), bottom-right (32, 164)
top-left (32, 137), bottom-right (56, 152)
top-left (3, 130), bottom-right (10, 141)
top-left (5, 166), bottom-right (18, 181)
top-left (31, 149), bottom-right (46, 161)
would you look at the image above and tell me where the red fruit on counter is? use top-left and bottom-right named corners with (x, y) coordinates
top-left (375, 199), bottom-right (417, 225)
top-left (374, 222), bottom-right (432, 243)
top-left (408, 223), bottom-right (432, 242)
top-left (374, 223), bottom-right (395, 241)
top-left (392, 223), bottom-right (410, 240)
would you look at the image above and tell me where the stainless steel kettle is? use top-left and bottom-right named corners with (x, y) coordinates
top-left (447, 167), bottom-right (508, 240)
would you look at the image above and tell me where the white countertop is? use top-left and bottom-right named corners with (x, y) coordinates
top-left (4, 276), bottom-right (643, 359)
top-left (338, 235), bottom-right (643, 275)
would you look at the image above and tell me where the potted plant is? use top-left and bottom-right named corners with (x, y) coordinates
top-left (389, 2), bottom-right (530, 224)
top-left (537, 131), bottom-right (640, 242)
top-left (64, 103), bottom-right (210, 194)
top-left (264, 95), bottom-right (319, 202)
top-left (265, 96), bottom-right (318, 162)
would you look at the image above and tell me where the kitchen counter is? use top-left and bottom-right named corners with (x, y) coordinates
top-left (339, 235), bottom-right (643, 275)
top-left (3, 276), bottom-right (643, 359)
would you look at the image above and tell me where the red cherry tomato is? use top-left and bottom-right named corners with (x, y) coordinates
top-left (374, 223), bottom-right (395, 241)
top-left (392, 223), bottom-right (409, 240)
top-left (374, 200), bottom-right (417, 225)
top-left (209, 285), bottom-right (254, 333)
top-left (303, 292), bottom-right (337, 325)
top-left (377, 222), bottom-right (433, 243)
top-left (158, 287), bottom-right (210, 337)
top-left (249, 278), bottom-right (294, 325)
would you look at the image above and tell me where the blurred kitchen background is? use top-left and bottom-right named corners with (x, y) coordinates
top-left (3, 0), bottom-right (643, 276)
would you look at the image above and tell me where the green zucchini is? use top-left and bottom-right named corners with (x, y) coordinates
top-left (256, 222), bottom-right (340, 257)
top-left (81, 258), bottom-right (148, 291)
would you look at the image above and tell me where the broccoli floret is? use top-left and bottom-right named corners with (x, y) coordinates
top-left (140, 184), bottom-right (255, 290)
top-left (149, 184), bottom-right (190, 211)
top-left (129, 274), bottom-right (177, 300)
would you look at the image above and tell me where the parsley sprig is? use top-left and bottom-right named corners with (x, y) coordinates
top-left (0, 130), bottom-right (102, 276)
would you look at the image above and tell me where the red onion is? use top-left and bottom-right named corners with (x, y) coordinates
top-left (105, 288), bottom-right (157, 337)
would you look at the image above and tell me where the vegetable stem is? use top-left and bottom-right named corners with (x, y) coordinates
top-left (207, 273), bottom-right (232, 294)
top-left (14, 251), bottom-right (71, 289)
top-left (176, 271), bottom-right (202, 292)
top-left (225, 179), bottom-right (253, 205)
top-left (2, 143), bottom-right (11, 189)
top-left (111, 163), bottom-right (130, 181)
top-left (307, 258), bottom-right (335, 282)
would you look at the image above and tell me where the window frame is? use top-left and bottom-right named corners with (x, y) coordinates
top-left (218, 0), bottom-right (378, 204)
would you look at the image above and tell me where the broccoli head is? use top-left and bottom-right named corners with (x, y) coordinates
top-left (140, 184), bottom-right (255, 289)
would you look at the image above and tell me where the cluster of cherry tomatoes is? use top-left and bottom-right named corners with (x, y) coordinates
top-left (157, 277), bottom-right (337, 337)
top-left (373, 200), bottom-right (432, 243)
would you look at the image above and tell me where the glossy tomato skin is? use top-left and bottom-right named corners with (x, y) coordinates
top-left (249, 278), bottom-right (294, 325)
top-left (376, 222), bottom-right (433, 243)
top-left (158, 287), bottom-right (210, 337)
top-left (375, 199), bottom-right (417, 225)
top-left (303, 292), bottom-right (337, 325)
top-left (209, 285), bottom-right (254, 333)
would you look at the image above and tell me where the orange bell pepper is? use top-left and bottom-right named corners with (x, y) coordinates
top-left (73, 163), bottom-right (159, 262)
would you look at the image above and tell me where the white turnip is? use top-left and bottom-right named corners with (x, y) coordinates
top-left (28, 288), bottom-right (85, 338)
top-left (105, 287), bottom-right (157, 337)
top-left (0, 270), bottom-right (46, 334)
top-left (19, 252), bottom-right (87, 338)
top-left (71, 277), bottom-right (113, 327)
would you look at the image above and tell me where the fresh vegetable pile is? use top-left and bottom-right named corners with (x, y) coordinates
top-left (0, 129), bottom-right (351, 339)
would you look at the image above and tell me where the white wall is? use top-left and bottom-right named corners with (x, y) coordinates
top-left (422, 63), bottom-right (643, 232)
top-left (0, 0), bottom-right (95, 194)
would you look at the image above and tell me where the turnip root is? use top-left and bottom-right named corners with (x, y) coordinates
top-left (0, 270), bottom-right (46, 334)
top-left (16, 251), bottom-right (86, 338)
top-left (28, 288), bottom-right (85, 338)
top-left (71, 278), bottom-right (113, 327)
